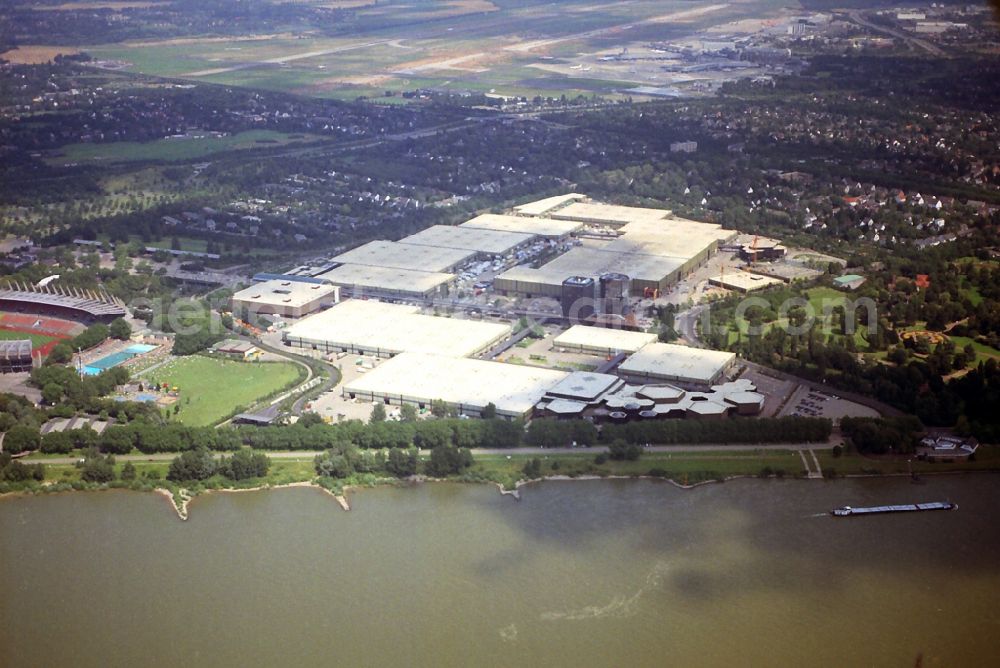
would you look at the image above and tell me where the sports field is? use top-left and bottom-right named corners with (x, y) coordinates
top-left (0, 328), bottom-right (58, 346)
top-left (147, 356), bottom-right (304, 426)
top-left (48, 130), bottom-right (324, 165)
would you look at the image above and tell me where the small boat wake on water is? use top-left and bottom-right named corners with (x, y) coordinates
top-left (831, 501), bottom-right (957, 517)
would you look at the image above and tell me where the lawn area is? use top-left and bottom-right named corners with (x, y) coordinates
top-left (947, 336), bottom-right (1000, 363)
top-left (145, 355), bottom-right (304, 426)
top-left (0, 328), bottom-right (59, 347)
top-left (141, 236), bottom-right (209, 253)
top-left (473, 449), bottom-right (807, 485)
top-left (49, 130), bottom-right (324, 165)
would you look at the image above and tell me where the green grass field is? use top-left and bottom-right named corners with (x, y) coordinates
top-left (0, 328), bottom-right (59, 348)
top-left (49, 130), bottom-right (324, 165)
top-left (947, 336), bottom-right (1000, 363)
top-left (146, 355), bottom-right (304, 426)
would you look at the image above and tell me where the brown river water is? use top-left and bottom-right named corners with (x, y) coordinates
top-left (2, 475), bottom-right (999, 667)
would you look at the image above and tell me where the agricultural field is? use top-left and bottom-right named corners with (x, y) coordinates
top-left (48, 130), bottom-right (325, 166)
top-left (145, 355), bottom-right (304, 426)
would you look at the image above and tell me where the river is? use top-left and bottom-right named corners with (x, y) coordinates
top-left (2, 475), bottom-right (1000, 667)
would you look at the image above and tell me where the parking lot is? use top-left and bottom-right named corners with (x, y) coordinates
top-left (738, 365), bottom-right (798, 417)
top-left (780, 384), bottom-right (879, 421)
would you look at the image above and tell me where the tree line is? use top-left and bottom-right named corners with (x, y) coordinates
top-left (3, 412), bottom-right (836, 459)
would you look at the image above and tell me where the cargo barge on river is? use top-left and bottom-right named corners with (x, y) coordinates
top-left (831, 501), bottom-right (956, 517)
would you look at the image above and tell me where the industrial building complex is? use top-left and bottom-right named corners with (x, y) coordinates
top-left (553, 325), bottom-right (658, 356)
top-left (343, 352), bottom-right (569, 419)
top-left (618, 343), bottom-right (737, 387)
top-left (283, 300), bottom-right (511, 358)
top-left (254, 195), bottom-right (767, 423)
top-left (266, 194), bottom-right (738, 307)
top-left (231, 279), bottom-right (340, 318)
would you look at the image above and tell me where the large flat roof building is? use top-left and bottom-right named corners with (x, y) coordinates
top-left (492, 199), bottom-right (735, 299)
top-left (316, 264), bottom-right (455, 299)
top-left (553, 325), bottom-right (658, 356)
top-left (617, 343), bottom-right (737, 387)
top-left (545, 370), bottom-right (623, 403)
top-left (283, 300), bottom-right (510, 358)
top-left (707, 272), bottom-right (785, 293)
top-left (548, 202), bottom-right (674, 227)
top-left (332, 240), bottom-right (476, 274)
top-left (343, 352), bottom-right (568, 419)
top-left (230, 279), bottom-right (340, 318)
top-left (402, 225), bottom-right (534, 257)
top-left (514, 193), bottom-right (586, 216)
top-left (495, 247), bottom-right (686, 297)
top-left (460, 214), bottom-right (583, 239)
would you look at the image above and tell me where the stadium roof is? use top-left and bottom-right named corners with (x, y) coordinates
top-left (618, 343), bottom-right (736, 385)
top-left (0, 339), bottom-right (33, 359)
top-left (0, 283), bottom-right (126, 318)
top-left (316, 264), bottom-right (455, 296)
top-left (231, 279), bottom-right (338, 309)
top-left (553, 325), bottom-right (658, 354)
top-left (460, 214), bottom-right (583, 238)
top-left (343, 352), bottom-right (569, 418)
top-left (514, 193), bottom-right (585, 216)
top-left (283, 300), bottom-right (511, 358)
top-left (332, 240), bottom-right (476, 273)
top-left (401, 225), bottom-right (534, 256)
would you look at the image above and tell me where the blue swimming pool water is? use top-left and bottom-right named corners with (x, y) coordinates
top-left (83, 344), bottom-right (157, 375)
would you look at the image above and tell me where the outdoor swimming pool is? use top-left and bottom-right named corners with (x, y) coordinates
top-left (83, 344), bottom-right (157, 375)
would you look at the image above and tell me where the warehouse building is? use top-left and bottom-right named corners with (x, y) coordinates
top-left (332, 240), bottom-right (476, 273)
top-left (553, 325), bottom-right (658, 356)
top-left (494, 247), bottom-right (686, 297)
top-left (617, 342), bottom-right (737, 387)
top-left (547, 201), bottom-right (677, 227)
top-left (282, 300), bottom-right (510, 358)
top-left (513, 193), bottom-right (586, 216)
top-left (230, 279), bottom-right (340, 318)
top-left (402, 225), bottom-right (534, 258)
top-left (460, 213), bottom-right (583, 240)
top-left (342, 351), bottom-right (569, 419)
top-left (707, 272), bottom-right (785, 293)
top-left (316, 264), bottom-right (455, 300)
top-left (493, 201), bottom-right (735, 299)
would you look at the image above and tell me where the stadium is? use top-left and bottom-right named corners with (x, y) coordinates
top-left (0, 282), bottom-right (128, 364)
top-left (0, 283), bottom-right (127, 324)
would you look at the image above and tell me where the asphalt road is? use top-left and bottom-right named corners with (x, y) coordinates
top-left (675, 304), bottom-right (709, 345)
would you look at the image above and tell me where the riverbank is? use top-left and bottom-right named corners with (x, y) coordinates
top-left (153, 480), bottom-right (351, 520)
top-left (5, 464), bottom-right (999, 521)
